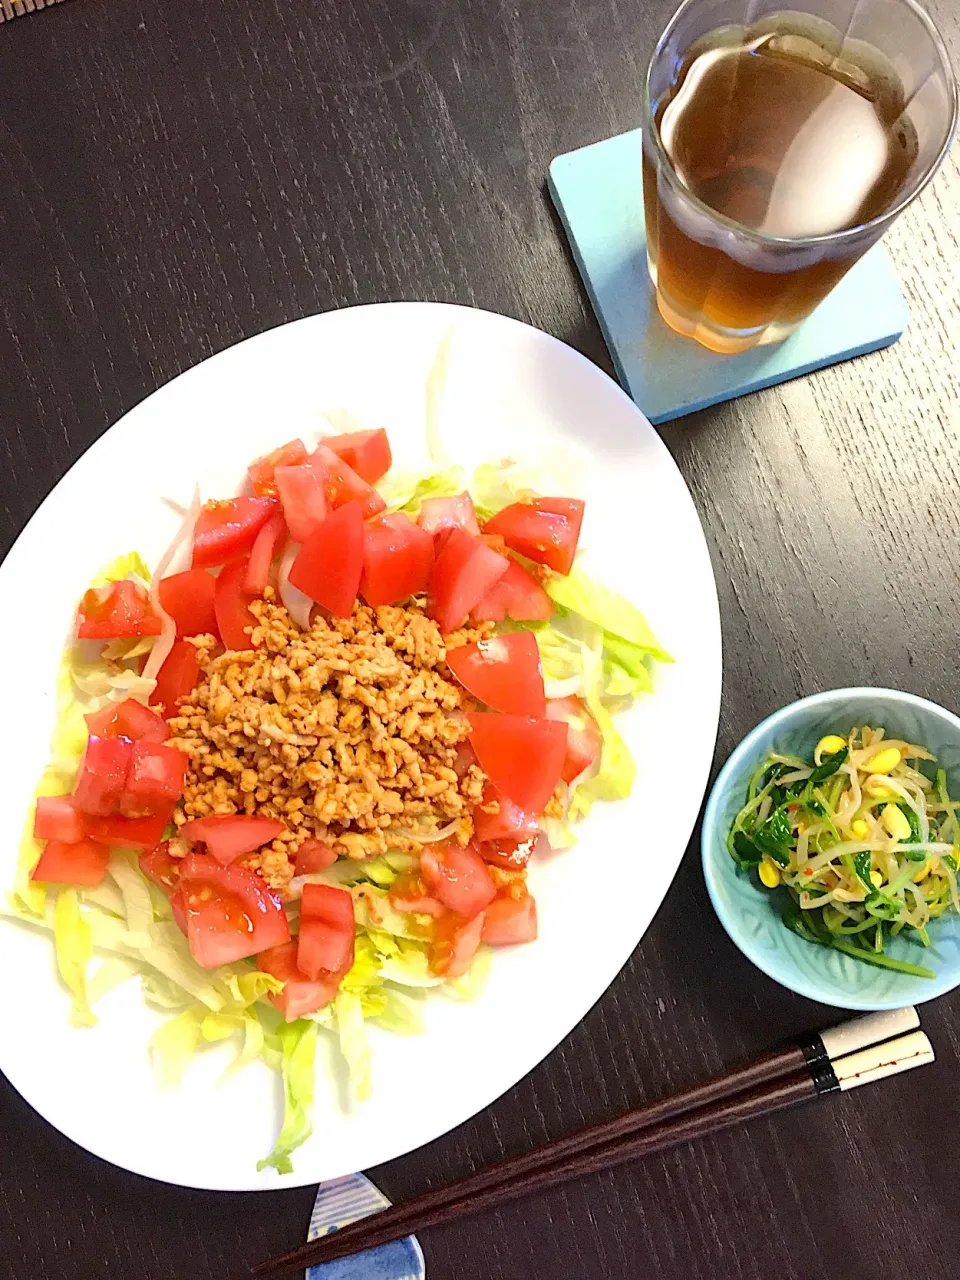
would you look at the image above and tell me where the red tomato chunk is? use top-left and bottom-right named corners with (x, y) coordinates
top-left (274, 464), bottom-right (327, 543)
top-left (158, 569), bottom-right (219, 638)
top-left (429, 912), bottom-right (484, 978)
top-left (288, 501), bottom-right (364, 617)
top-left (471, 559), bottom-right (554, 624)
top-left (419, 844), bottom-right (497, 920)
top-left (149, 639), bottom-right (201, 717)
top-left (482, 891), bottom-right (538, 946)
top-left (89, 810), bottom-right (174, 850)
top-left (248, 439), bottom-right (309, 497)
top-left (297, 883), bottom-right (356, 981)
top-left (472, 782), bottom-right (539, 843)
top-left (73, 736), bottom-right (133, 817)
top-left (484, 497), bottom-right (584, 576)
top-left (192, 497), bottom-right (277, 569)
top-left (34, 796), bottom-right (89, 844)
top-left (324, 428), bottom-right (392, 484)
top-left (468, 713), bottom-right (568, 814)
top-left (85, 697), bottom-right (171, 744)
top-left (244, 512), bottom-right (287, 596)
top-left (77, 580), bottom-right (163, 640)
top-left (179, 814), bottom-right (285, 864)
top-left (139, 841), bottom-right (181, 894)
top-left (258, 941), bottom-right (346, 1021)
top-left (418, 492), bottom-right (480, 542)
top-left (360, 512), bottom-right (434, 607)
top-left (215, 557), bottom-right (259, 651)
top-left (545, 696), bottom-right (602, 783)
top-left (445, 631), bottom-right (545, 717)
top-left (119, 742), bottom-right (187, 819)
top-left (294, 839), bottom-right (339, 873)
top-left (310, 443), bottom-right (386, 520)
top-left (32, 838), bottom-right (111, 887)
top-left (179, 853), bottom-right (290, 968)
top-left (428, 527), bottom-right (509, 634)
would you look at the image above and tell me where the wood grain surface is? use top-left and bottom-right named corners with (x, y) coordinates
top-left (1, 1), bottom-right (958, 1277)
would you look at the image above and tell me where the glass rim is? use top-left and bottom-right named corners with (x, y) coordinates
top-left (642, 0), bottom-right (960, 250)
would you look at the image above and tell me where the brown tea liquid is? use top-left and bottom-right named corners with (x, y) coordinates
top-left (643, 16), bottom-right (919, 351)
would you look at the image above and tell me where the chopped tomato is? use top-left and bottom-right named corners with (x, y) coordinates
top-left (192, 497), bottom-right (278, 569)
top-left (214, 557), bottom-right (259, 650)
top-left (31, 838), bottom-right (111, 887)
top-left (472, 782), bottom-right (539, 843)
top-left (546, 696), bottom-right (602, 783)
top-left (389, 875), bottom-right (446, 917)
top-left (482, 890), bottom-right (538, 945)
top-left (418, 493), bottom-right (481, 543)
top-left (471, 559), bottom-right (554, 624)
top-left (77, 580), bottom-right (163, 640)
top-left (294, 839), bottom-right (338, 873)
top-left (419, 844), bottom-right (497, 919)
top-left (149, 639), bottom-right (201, 717)
top-left (468, 713), bottom-right (568, 813)
top-left (179, 853), bottom-right (290, 968)
top-left (179, 814), bottom-right (285, 864)
top-left (297, 883), bottom-right (355, 980)
top-left (89, 808), bottom-right (174, 850)
top-left (85, 697), bottom-right (171, 744)
top-left (158, 569), bottom-right (218, 638)
top-left (484, 498), bottom-right (585, 575)
top-left (428, 528), bottom-right (509, 634)
top-left (288, 501), bottom-right (364, 617)
top-left (360, 512), bottom-right (434, 607)
top-left (429, 912), bottom-right (484, 978)
top-left (309, 443), bottom-right (387, 519)
top-left (248, 439), bottom-right (308, 497)
top-left (169, 888), bottom-right (188, 934)
top-left (73, 736), bottom-right (133, 817)
top-left (274, 464), bottom-right (328, 543)
top-left (119, 742), bottom-right (187, 819)
top-left (138, 841), bottom-right (181, 894)
top-left (445, 631), bottom-right (545, 717)
top-left (34, 796), bottom-right (89, 844)
top-left (477, 834), bottom-right (539, 870)
top-left (324, 428), bottom-right (392, 484)
top-left (258, 941), bottom-right (345, 1021)
top-left (243, 512), bottom-right (287, 595)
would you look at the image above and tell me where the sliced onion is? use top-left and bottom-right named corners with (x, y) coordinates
top-left (143, 486), bottom-right (202, 684)
top-left (387, 816), bottom-right (462, 844)
top-left (278, 542), bottom-right (314, 630)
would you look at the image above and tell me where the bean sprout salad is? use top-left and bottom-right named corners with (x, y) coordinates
top-left (728, 726), bottom-right (960, 979)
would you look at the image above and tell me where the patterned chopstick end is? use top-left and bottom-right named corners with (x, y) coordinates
top-left (1, 0), bottom-right (70, 23)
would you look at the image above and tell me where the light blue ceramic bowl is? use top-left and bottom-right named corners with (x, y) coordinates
top-left (702, 688), bottom-right (960, 1011)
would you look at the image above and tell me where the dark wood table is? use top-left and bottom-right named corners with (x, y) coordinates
top-left (2, 1), bottom-right (958, 1277)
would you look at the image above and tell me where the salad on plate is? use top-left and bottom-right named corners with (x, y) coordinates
top-left (5, 416), bottom-right (670, 1174)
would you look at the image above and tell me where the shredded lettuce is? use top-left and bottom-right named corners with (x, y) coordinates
top-left (91, 551), bottom-right (152, 588)
top-left (381, 466), bottom-right (465, 516)
top-left (546, 569), bottom-right (672, 664)
top-left (334, 990), bottom-right (372, 1103)
top-left (54, 889), bottom-right (96, 1027)
top-left (257, 1020), bottom-right (319, 1175)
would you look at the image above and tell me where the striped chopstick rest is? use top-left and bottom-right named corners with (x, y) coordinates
top-left (1, 0), bottom-right (69, 23)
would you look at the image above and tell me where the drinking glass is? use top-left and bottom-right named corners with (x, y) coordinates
top-left (642, 0), bottom-right (958, 353)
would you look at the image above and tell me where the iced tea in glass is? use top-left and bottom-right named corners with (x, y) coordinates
top-left (642, 0), bottom-right (958, 353)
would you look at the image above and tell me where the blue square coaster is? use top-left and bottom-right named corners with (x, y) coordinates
top-left (548, 129), bottom-right (908, 425)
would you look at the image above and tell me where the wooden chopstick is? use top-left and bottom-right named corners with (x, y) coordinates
top-left (248, 1009), bottom-right (924, 1278)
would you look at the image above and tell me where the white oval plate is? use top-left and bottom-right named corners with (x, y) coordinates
top-left (0, 303), bottom-right (721, 1190)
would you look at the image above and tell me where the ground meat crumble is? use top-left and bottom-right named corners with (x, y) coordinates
top-left (167, 593), bottom-right (491, 896)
